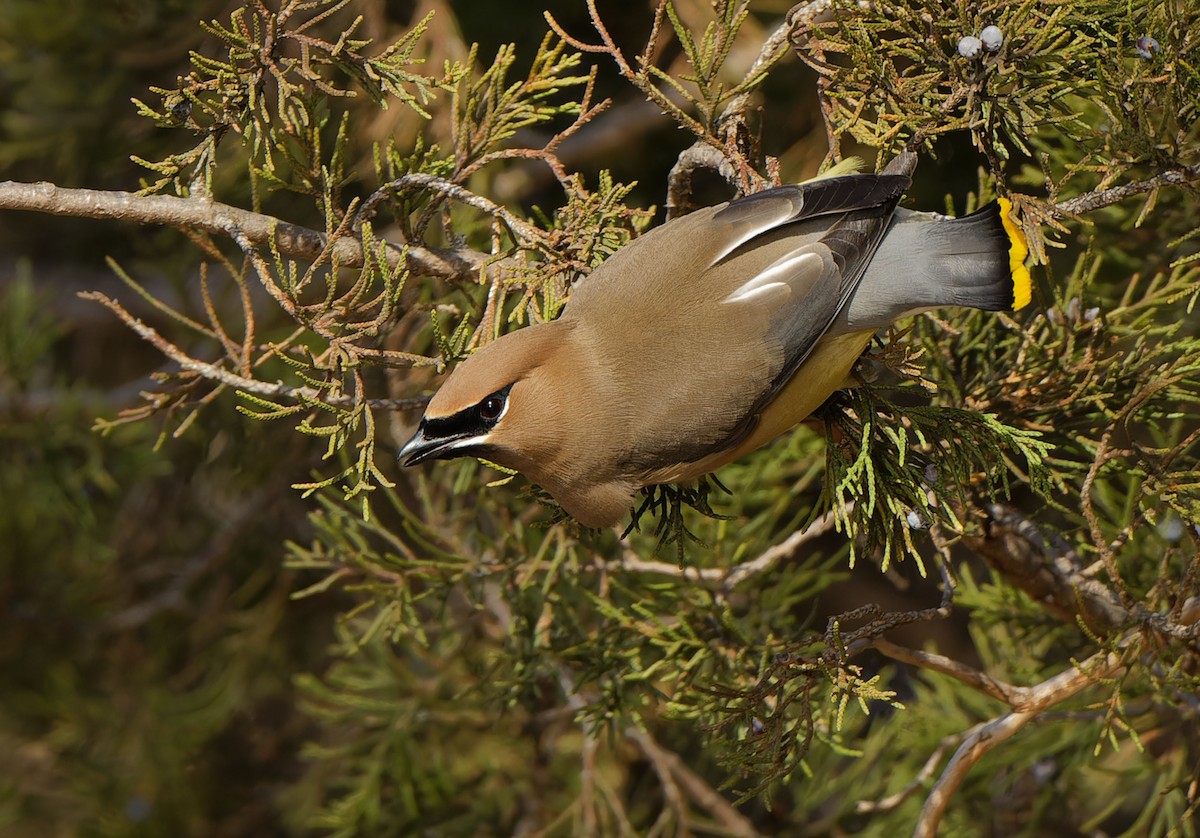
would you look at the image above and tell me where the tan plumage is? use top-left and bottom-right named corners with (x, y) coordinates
top-left (398, 156), bottom-right (1031, 527)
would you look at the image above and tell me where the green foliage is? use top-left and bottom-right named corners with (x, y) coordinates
top-left (801, 0), bottom-right (1200, 175)
top-left (285, 468), bottom-right (854, 831)
top-left (821, 382), bottom-right (1052, 571)
top-left (658, 0), bottom-right (759, 128)
top-left (102, 0), bottom-right (654, 522)
top-left (444, 34), bottom-right (591, 169)
top-left (132, 1), bottom-right (441, 197)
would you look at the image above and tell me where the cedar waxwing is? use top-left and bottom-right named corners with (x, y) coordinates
top-left (398, 154), bottom-right (1031, 528)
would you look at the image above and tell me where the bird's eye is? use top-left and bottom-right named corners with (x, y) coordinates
top-left (478, 393), bottom-right (506, 421)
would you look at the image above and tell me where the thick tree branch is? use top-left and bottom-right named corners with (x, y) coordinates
top-left (0, 180), bottom-right (486, 280)
top-left (965, 504), bottom-right (1132, 634)
top-left (965, 504), bottom-right (1200, 641)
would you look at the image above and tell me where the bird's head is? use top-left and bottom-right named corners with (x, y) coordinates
top-left (397, 322), bottom-right (568, 473)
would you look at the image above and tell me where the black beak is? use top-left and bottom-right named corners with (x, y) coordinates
top-left (397, 423), bottom-right (477, 466)
top-left (398, 424), bottom-right (445, 466)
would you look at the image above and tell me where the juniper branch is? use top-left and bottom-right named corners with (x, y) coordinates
top-left (358, 173), bottom-right (550, 245)
top-left (0, 180), bottom-right (486, 280)
top-left (966, 504), bottom-right (1200, 640)
top-left (1054, 164), bottom-right (1200, 216)
top-left (665, 11), bottom-right (800, 217)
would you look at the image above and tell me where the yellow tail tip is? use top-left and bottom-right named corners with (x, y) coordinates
top-left (998, 197), bottom-right (1032, 310)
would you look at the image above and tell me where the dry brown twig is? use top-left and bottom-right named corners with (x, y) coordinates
top-left (549, 0), bottom-right (802, 218)
top-left (545, 0), bottom-right (712, 144)
top-left (78, 289), bottom-right (427, 412)
top-left (493, 94), bottom-right (683, 203)
top-left (826, 554), bottom-right (956, 661)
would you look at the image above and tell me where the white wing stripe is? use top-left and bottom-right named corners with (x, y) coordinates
top-left (722, 251), bottom-right (823, 305)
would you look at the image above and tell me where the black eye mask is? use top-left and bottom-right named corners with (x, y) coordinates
top-left (421, 383), bottom-right (513, 441)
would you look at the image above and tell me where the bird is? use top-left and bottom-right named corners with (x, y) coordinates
top-left (397, 153), bottom-right (1031, 528)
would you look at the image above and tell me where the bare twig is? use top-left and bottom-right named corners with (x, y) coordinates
top-left (79, 290), bottom-right (428, 411)
top-left (1079, 428), bottom-right (1136, 608)
top-left (494, 96), bottom-right (684, 203)
top-left (1054, 164), bottom-right (1200, 216)
top-left (545, 0), bottom-right (711, 143)
top-left (873, 639), bottom-right (1026, 706)
top-left (0, 180), bottom-right (486, 280)
top-left (831, 554), bottom-right (955, 659)
top-left (855, 734), bottom-right (961, 814)
top-left (914, 710), bottom-right (1036, 838)
top-left (611, 511), bottom-right (839, 591)
top-left (626, 727), bottom-right (759, 837)
top-left (914, 642), bottom-right (1130, 837)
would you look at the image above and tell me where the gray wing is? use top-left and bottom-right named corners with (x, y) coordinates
top-left (710, 173), bottom-right (910, 262)
top-left (710, 174), bottom-right (909, 423)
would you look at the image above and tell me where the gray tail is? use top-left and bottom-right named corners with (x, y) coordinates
top-left (840, 201), bottom-right (1031, 331)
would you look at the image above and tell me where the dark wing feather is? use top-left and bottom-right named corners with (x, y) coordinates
top-left (760, 208), bottom-right (894, 393)
top-left (709, 176), bottom-right (910, 448)
top-left (709, 173), bottom-right (910, 262)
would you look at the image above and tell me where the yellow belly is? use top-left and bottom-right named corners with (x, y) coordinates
top-left (646, 329), bottom-right (876, 484)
